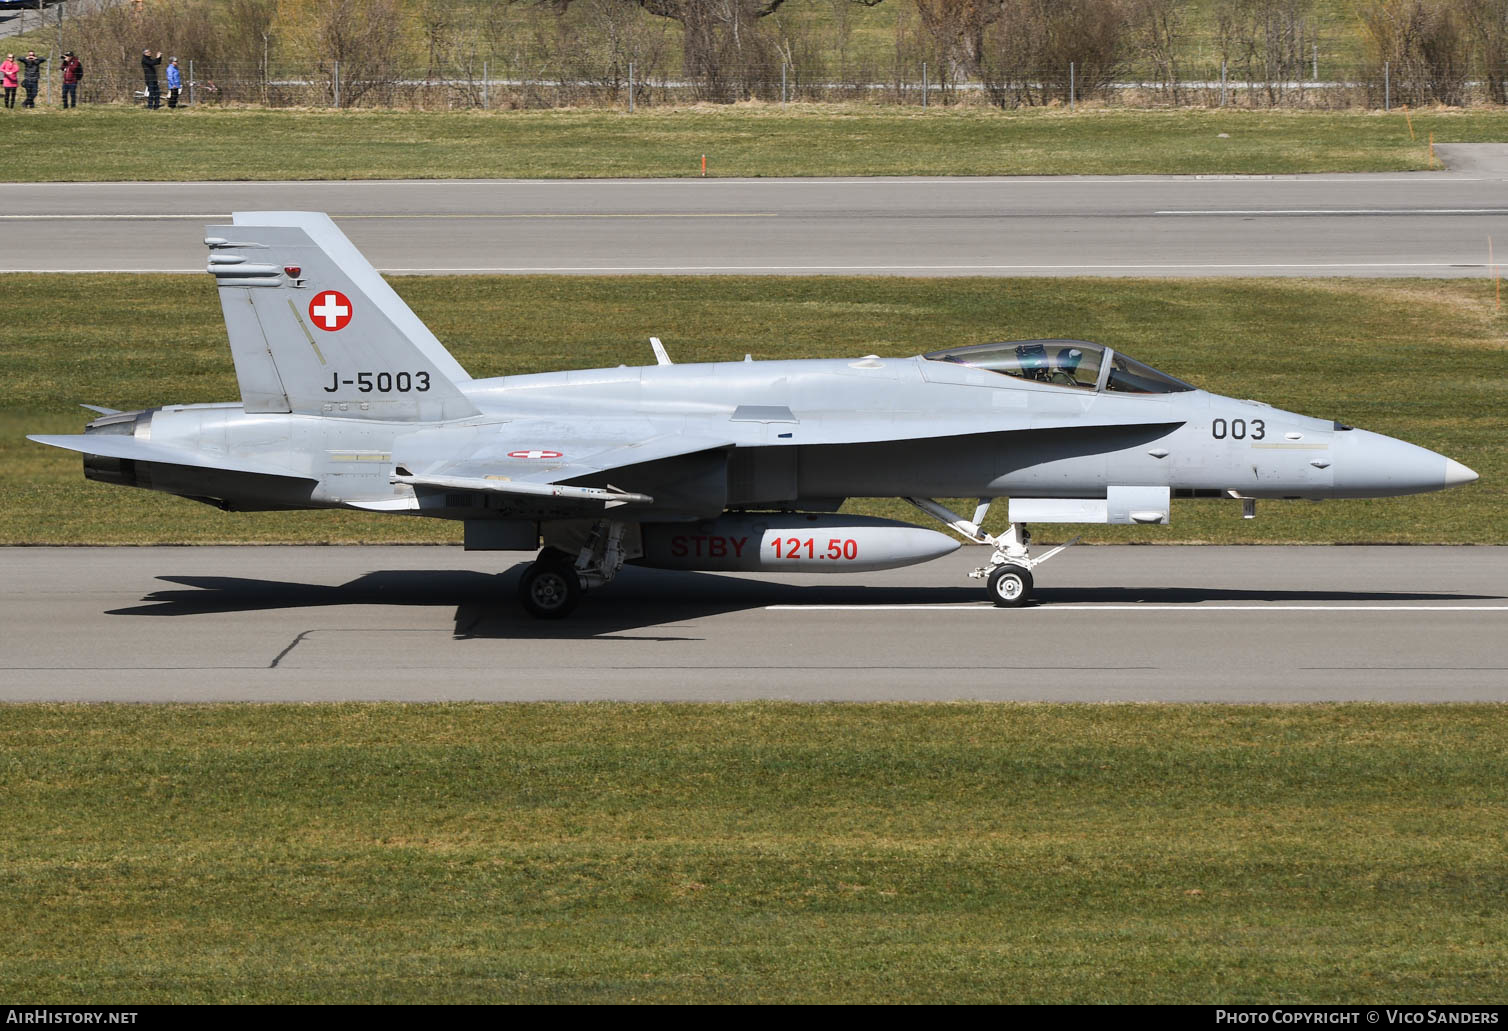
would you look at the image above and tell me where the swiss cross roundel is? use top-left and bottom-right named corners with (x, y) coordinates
top-left (308, 290), bottom-right (353, 332)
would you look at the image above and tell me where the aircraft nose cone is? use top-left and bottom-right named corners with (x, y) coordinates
top-left (1444, 458), bottom-right (1479, 488)
top-left (1332, 430), bottom-right (1477, 497)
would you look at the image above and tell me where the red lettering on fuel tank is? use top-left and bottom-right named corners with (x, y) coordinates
top-left (671, 536), bottom-right (688, 558)
top-left (709, 537), bottom-right (727, 558)
top-left (731, 536), bottom-right (747, 558)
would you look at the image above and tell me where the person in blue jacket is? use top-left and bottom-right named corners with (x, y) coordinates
top-left (165, 57), bottom-right (182, 109)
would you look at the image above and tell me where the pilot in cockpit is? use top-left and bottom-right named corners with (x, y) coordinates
top-left (1051, 347), bottom-right (1085, 387)
top-left (1015, 342), bottom-right (1051, 381)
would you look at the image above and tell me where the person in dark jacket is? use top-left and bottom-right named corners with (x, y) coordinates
top-left (21, 50), bottom-right (44, 109)
top-left (60, 52), bottom-right (82, 108)
top-left (141, 49), bottom-right (162, 109)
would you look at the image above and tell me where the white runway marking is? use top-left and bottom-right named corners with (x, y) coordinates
top-left (0, 213), bottom-right (226, 220)
top-left (375, 262), bottom-right (1483, 273)
top-left (1157, 208), bottom-right (1508, 215)
top-left (15, 176), bottom-right (1496, 187)
top-left (4, 261), bottom-right (1484, 275)
top-left (0, 212), bottom-right (778, 221)
top-left (765, 604), bottom-right (1508, 612)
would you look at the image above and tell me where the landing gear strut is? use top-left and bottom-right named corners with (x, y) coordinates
top-left (518, 520), bottom-right (629, 619)
top-left (905, 498), bottom-right (1077, 608)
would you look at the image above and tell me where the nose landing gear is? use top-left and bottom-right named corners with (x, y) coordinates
top-left (905, 498), bottom-right (1078, 608)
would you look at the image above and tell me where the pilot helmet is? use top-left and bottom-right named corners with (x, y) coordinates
top-left (1060, 348), bottom-right (1083, 373)
top-left (1015, 342), bottom-right (1048, 369)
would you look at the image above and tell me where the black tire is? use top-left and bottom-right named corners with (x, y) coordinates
top-left (987, 564), bottom-right (1033, 608)
top-left (518, 556), bottom-right (582, 619)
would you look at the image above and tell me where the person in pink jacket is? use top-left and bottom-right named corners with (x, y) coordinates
top-left (1, 54), bottom-right (19, 110)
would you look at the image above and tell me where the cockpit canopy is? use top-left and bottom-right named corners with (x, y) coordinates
top-left (923, 339), bottom-right (1194, 394)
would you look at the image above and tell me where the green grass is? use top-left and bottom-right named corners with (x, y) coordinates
top-left (3, 273), bottom-right (1503, 545)
top-left (0, 702), bottom-right (1504, 1003)
top-left (1, 106), bottom-right (1503, 180)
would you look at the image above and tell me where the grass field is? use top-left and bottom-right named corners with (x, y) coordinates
top-left (1, 106), bottom-right (1502, 180)
top-left (0, 703), bottom-right (1503, 1003)
top-left (3, 274), bottom-right (1503, 545)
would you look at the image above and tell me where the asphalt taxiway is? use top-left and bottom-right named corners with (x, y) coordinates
top-left (5, 167), bottom-right (1508, 276)
top-left (3, 545), bottom-right (1503, 702)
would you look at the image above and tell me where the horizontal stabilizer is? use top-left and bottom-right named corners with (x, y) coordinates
top-left (80, 404), bottom-right (122, 416)
top-left (27, 434), bottom-right (315, 481)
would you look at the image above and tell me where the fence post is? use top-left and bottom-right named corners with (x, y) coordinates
top-left (1069, 61), bottom-right (1074, 110)
top-left (629, 61), bottom-right (635, 112)
top-left (1384, 61), bottom-right (1389, 111)
top-left (1220, 60), bottom-right (1227, 107)
top-left (1312, 44), bottom-right (1318, 83)
top-left (333, 59), bottom-right (340, 108)
top-left (922, 62), bottom-right (928, 108)
top-left (189, 59), bottom-right (194, 105)
top-left (781, 61), bottom-right (786, 106)
top-left (483, 60), bottom-right (488, 109)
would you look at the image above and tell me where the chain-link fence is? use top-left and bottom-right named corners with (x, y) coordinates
top-left (15, 54), bottom-right (1507, 111)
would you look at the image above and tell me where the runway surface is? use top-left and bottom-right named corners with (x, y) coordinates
top-left (3, 545), bottom-right (1505, 702)
top-left (5, 168), bottom-right (1508, 276)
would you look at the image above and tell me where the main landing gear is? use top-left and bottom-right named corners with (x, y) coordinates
top-left (517, 520), bottom-right (629, 619)
top-left (905, 498), bottom-right (1078, 608)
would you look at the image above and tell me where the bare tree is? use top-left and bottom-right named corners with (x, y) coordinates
top-left (1458, 0), bottom-right (1508, 103)
top-left (225, 0), bottom-right (276, 104)
top-left (1361, 0), bottom-right (1470, 106)
top-left (523, 0), bottom-right (882, 101)
top-left (274, 0), bottom-right (406, 106)
top-left (970, 0), bottom-right (1127, 108)
top-left (1215, 0), bottom-right (1311, 106)
top-left (911, 0), bottom-right (998, 89)
top-left (1125, 0), bottom-right (1186, 99)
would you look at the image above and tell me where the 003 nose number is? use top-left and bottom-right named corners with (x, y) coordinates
top-left (1212, 418), bottom-right (1264, 440)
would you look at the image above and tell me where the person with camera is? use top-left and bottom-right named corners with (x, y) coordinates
top-left (61, 52), bottom-right (83, 109)
top-left (20, 50), bottom-right (44, 109)
top-left (141, 49), bottom-right (162, 109)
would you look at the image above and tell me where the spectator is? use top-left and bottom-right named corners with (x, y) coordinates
top-left (1, 54), bottom-right (18, 109)
top-left (60, 51), bottom-right (82, 109)
top-left (141, 49), bottom-right (162, 109)
top-left (165, 57), bottom-right (181, 109)
top-left (20, 50), bottom-right (44, 109)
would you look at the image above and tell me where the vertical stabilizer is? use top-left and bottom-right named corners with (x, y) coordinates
top-left (207, 212), bottom-right (477, 421)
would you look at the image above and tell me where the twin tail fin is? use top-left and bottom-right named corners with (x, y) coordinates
top-left (207, 212), bottom-right (478, 421)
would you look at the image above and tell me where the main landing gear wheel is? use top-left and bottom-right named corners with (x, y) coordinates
top-left (987, 564), bottom-right (1033, 608)
top-left (518, 551), bottom-right (582, 619)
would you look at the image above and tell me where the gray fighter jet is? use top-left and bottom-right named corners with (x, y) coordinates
top-left (29, 212), bottom-right (1479, 617)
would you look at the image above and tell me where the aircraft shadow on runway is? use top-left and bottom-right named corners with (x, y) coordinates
top-left (104, 567), bottom-right (1503, 641)
top-left (108, 567), bottom-right (984, 641)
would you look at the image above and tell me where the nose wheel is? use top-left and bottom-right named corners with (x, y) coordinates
top-left (987, 564), bottom-right (1033, 607)
top-left (904, 498), bottom-right (1077, 609)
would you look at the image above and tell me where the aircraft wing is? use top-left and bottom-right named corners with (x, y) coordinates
top-left (27, 434), bottom-right (316, 481)
top-left (389, 424), bottom-right (735, 513)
